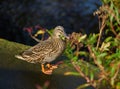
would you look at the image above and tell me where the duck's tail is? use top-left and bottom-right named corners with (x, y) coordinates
top-left (15, 55), bottom-right (25, 60)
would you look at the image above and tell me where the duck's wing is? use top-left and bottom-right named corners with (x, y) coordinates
top-left (24, 39), bottom-right (54, 55)
top-left (19, 39), bottom-right (56, 62)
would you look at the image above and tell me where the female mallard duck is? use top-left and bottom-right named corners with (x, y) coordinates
top-left (15, 26), bottom-right (68, 74)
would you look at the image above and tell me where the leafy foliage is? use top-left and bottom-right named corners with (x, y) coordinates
top-left (63, 0), bottom-right (120, 89)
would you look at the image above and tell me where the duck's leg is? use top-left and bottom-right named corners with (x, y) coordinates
top-left (41, 64), bottom-right (53, 75)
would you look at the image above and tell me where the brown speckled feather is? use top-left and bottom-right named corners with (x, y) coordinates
top-left (21, 38), bottom-right (65, 63)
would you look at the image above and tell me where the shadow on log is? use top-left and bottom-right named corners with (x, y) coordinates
top-left (0, 38), bottom-right (94, 89)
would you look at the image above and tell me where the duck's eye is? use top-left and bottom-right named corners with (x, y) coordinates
top-left (57, 29), bottom-right (63, 32)
top-left (60, 29), bottom-right (63, 31)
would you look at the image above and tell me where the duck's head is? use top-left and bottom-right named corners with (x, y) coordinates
top-left (53, 26), bottom-right (68, 40)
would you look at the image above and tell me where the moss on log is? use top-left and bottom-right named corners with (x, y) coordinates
top-left (0, 38), bottom-right (94, 89)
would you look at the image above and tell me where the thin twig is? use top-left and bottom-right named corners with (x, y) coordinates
top-left (87, 45), bottom-right (108, 79)
top-left (71, 61), bottom-right (96, 88)
top-left (96, 17), bottom-right (106, 49)
top-left (29, 33), bottom-right (41, 42)
top-left (76, 43), bottom-right (80, 57)
top-left (71, 61), bottom-right (90, 82)
top-left (111, 63), bottom-right (120, 83)
top-left (110, 21), bottom-right (117, 36)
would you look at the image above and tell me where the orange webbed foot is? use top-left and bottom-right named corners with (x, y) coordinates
top-left (41, 64), bottom-right (58, 75)
top-left (41, 64), bottom-right (53, 75)
top-left (46, 64), bottom-right (58, 70)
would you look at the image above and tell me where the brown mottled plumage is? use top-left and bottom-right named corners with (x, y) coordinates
top-left (15, 26), bottom-right (68, 74)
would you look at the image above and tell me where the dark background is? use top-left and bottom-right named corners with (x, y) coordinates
top-left (0, 0), bottom-right (101, 46)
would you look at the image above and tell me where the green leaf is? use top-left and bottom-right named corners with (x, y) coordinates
top-left (87, 34), bottom-right (98, 45)
top-left (111, 79), bottom-right (115, 87)
top-left (78, 51), bottom-right (88, 56)
top-left (104, 37), bottom-right (113, 42)
top-left (110, 66), bottom-right (116, 77)
top-left (100, 42), bottom-right (110, 52)
top-left (116, 82), bottom-right (120, 89)
top-left (108, 52), bottom-right (120, 60)
top-left (91, 47), bottom-right (100, 56)
top-left (34, 30), bottom-right (45, 37)
top-left (114, 7), bottom-right (120, 24)
top-left (90, 71), bottom-right (94, 81)
top-left (46, 29), bottom-right (53, 36)
top-left (77, 83), bottom-right (91, 89)
top-left (110, 1), bottom-right (114, 22)
top-left (97, 52), bottom-right (107, 59)
top-left (97, 58), bottom-right (102, 65)
top-left (85, 67), bottom-right (89, 76)
top-left (72, 56), bottom-right (78, 61)
top-left (78, 34), bottom-right (87, 42)
top-left (64, 72), bottom-right (80, 76)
